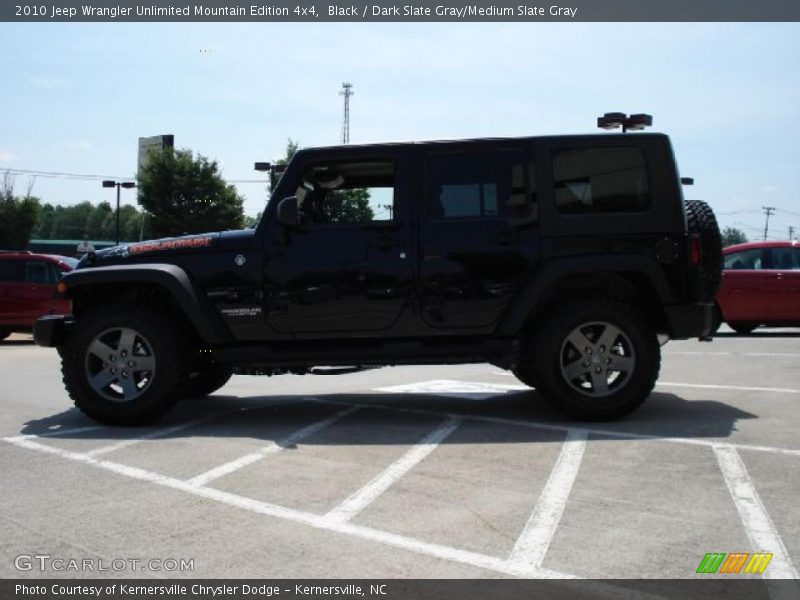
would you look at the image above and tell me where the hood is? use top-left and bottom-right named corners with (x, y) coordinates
top-left (80, 232), bottom-right (222, 267)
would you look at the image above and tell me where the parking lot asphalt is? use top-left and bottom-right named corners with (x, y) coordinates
top-left (1, 328), bottom-right (799, 588)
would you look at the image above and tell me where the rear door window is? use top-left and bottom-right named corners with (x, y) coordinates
top-left (724, 248), bottom-right (764, 270)
top-left (553, 147), bottom-right (650, 214)
top-left (24, 260), bottom-right (59, 284)
top-left (768, 247), bottom-right (800, 270)
top-left (426, 151), bottom-right (530, 219)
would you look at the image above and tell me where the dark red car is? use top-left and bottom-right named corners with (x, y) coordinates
top-left (0, 251), bottom-right (76, 340)
top-left (715, 240), bottom-right (800, 333)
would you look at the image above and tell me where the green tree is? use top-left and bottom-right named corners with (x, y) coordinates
top-left (32, 203), bottom-right (55, 239)
top-left (322, 188), bottom-right (374, 223)
top-left (50, 201), bottom-right (94, 239)
top-left (138, 147), bottom-right (245, 238)
top-left (721, 226), bottom-right (748, 247)
top-left (0, 172), bottom-right (42, 250)
top-left (85, 202), bottom-right (113, 239)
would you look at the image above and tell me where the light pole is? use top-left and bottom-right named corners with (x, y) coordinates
top-left (102, 180), bottom-right (136, 245)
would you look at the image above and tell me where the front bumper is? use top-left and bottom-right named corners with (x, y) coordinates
top-left (664, 302), bottom-right (714, 340)
top-left (33, 315), bottom-right (73, 348)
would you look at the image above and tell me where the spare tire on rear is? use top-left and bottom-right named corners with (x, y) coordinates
top-left (685, 199), bottom-right (723, 301)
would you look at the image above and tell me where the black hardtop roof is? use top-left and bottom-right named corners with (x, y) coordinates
top-left (297, 132), bottom-right (669, 155)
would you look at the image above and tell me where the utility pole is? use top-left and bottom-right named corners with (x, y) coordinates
top-left (339, 82), bottom-right (353, 144)
top-left (762, 206), bottom-right (775, 241)
top-left (789, 226), bottom-right (795, 241)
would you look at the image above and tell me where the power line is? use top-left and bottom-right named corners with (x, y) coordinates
top-left (2, 168), bottom-right (265, 185)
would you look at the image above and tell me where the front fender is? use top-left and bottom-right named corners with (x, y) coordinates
top-left (59, 263), bottom-right (233, 345)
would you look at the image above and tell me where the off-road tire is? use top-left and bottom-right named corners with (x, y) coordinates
top-left (530, 299), bottom-right (660, 421)
top-left (729, 322), bottom-right (758, 335)
top-left (60, 305), bottom-right (186, 425)
top-left (685, 199), bottom-right (723, 300)
top-left (180, 365), bottom-right (233, 398)
top-left (513, 342), bottom-right (540, 389)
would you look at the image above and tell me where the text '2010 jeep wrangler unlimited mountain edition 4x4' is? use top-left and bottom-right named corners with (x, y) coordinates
top-left (34, 133), bottom-right (722, 425)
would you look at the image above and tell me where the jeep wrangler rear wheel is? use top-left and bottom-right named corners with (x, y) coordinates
top-left (61, 306), bottom-right (184, 425)
top-left (531, 299), bottom-right (660, 420)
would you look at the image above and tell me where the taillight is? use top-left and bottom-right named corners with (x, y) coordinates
top-left (690, 235), bottom-right (702, 266)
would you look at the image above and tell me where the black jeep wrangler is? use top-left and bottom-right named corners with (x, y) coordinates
top-left (34, 133), bottom-right (722, 425)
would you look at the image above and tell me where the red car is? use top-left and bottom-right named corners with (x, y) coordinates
top-left (715, 240), bottom-right (800, 334)
top-left (0, 251), bottom-right (76, 340)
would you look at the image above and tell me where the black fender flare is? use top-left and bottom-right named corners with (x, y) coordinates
top-left (59, 263), bottom-right (233, 345)
top-left (496, 254), bottom-right (676, 336)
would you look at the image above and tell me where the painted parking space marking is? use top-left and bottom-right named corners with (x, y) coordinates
top-left (85, 408), bottom-right (251, 458)
top-left (185, 407), bottom-right (358, 488)
top-left (324, 417), bottom-right (462, 524)
top-left (307, 397), bottom-right (800, 458)
top-left (508, 429), bottom-right (588, 571)
top-left (657, 382), bottom-right (800, 394)
top-left (714, 444), bottom-right (799, 581)
top-left (1, 433), bottom-right (573, 580)
top-left (375, 379), bottom-right (528, 400)
top-left (7, 425), bottom-right (107, 441)
top-left (669, 351), bottom-right (800, 359)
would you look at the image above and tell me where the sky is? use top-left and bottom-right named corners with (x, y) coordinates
top-left (1, 22), bottom-right (799, 239)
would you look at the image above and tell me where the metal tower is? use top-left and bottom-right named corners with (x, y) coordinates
top-left (339, 82), bottom-right (353, 144)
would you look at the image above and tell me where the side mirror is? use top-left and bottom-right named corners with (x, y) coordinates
top-left (276, 196), bottom-right (299, 227)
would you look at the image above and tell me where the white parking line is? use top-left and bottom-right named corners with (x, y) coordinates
top-left (324, 417), bottom-right (462, 524)
top-left (0, 434), bottom-right (572, 580)
top-left (493, 371), bottom-right (800, 395)
top-left (657, 382), bottom-right (800, 394)
top-left (305, 397), bottom-right (800, 458)
top-left (714, 444), bottom-right (799, 582)
top-left (507, 429), bottom-right (587, 571)
top-left (670, 351), bottom-right (800, 358)
top-left (185, 407), bottom-right (358, 488)
top-left (85, 409), bottom-right (250, 458)
top-left (7, 425), bottom-right (106, 441)
top-left (375, 380), bottom-right (528, 400)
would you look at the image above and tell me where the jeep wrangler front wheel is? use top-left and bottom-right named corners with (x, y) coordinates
top-left (530, 299), bottom-right (660, 420)
top-left (60, 306), bottom-right (183, 425)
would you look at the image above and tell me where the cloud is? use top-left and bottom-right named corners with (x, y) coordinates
top-left (0, 151), bottom-right (18, 161)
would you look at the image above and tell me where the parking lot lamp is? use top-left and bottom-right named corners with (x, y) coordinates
top-left (102, 180), bottom-right (136, 245)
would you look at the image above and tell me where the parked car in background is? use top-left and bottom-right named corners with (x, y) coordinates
top-left (0, 251), bottom-right (76, 340)
top-left (714, 240), bottom-right (800, 334)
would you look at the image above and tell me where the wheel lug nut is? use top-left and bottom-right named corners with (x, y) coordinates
top-left (109, 355), bottom-right (115, 361)
top-left (122, 370), bottom-right (129, 378)
top-left (605, 358), bottom-right (612, 364)
top-left (121, 350), bottom-right (127, 357)
top-left (595, 367), bottom-right (602, 374)
top-left (129, 361), bottom-right (135, 367)
top-left (582, 361), bottom-right (590, 368)
top-left (110, 368), bottom-right (116, 374)
top-left (585, 347), bottom-right (592, 355)
top-left (599, 346), bottom-right (605, 353)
